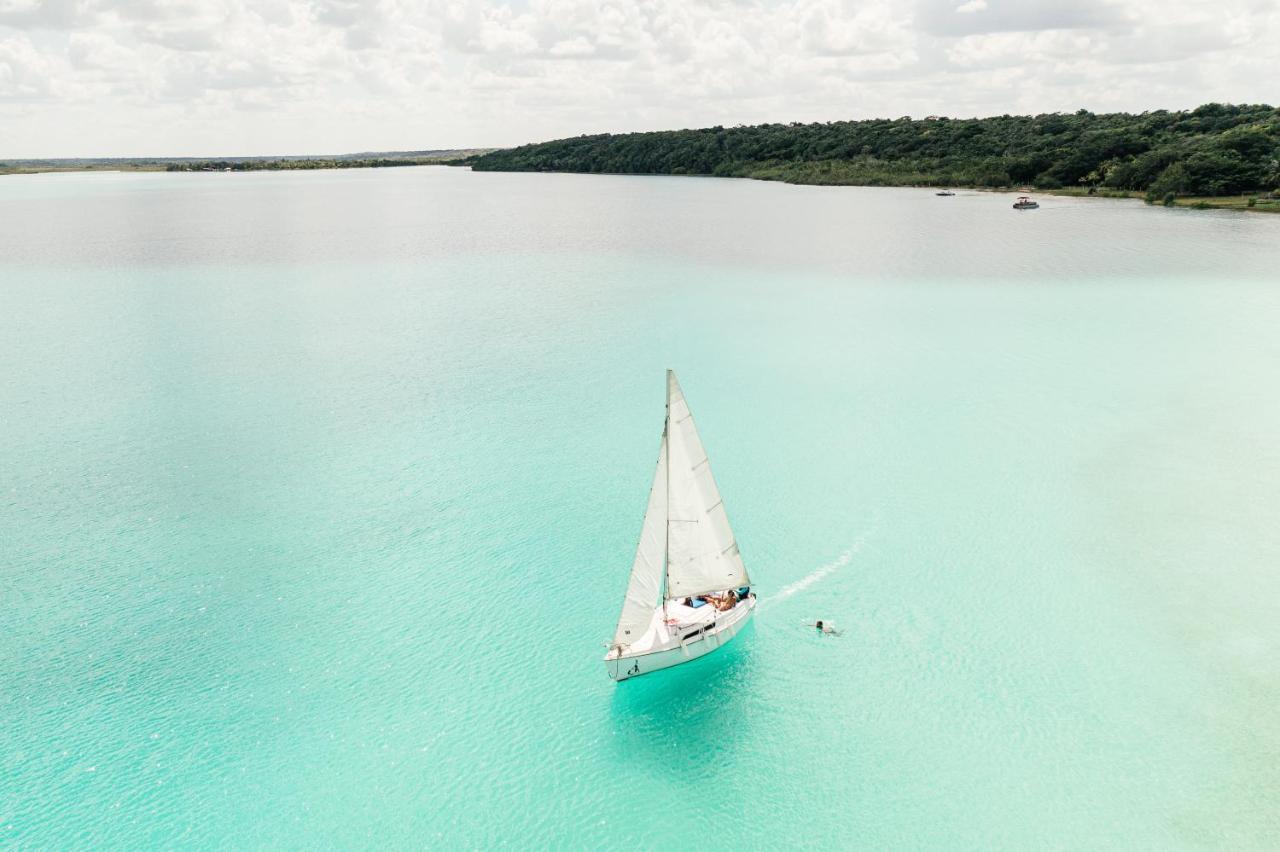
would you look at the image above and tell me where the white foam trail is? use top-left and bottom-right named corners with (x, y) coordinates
top-left (764, 521), bottom-right (878, 608)
top-left (772, 549), bottom-right (854, 602)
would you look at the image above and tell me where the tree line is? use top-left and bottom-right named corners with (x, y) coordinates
top-left (469, 103), bottom-right (1280, 199)
top-left (166, 158), bottom-right (441, 172)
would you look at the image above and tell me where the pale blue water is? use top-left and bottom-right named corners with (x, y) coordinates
top-left (3, 168), bottom-right (1280, 848)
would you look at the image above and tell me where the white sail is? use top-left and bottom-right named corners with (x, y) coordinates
top-left (611, 431), bottom-right (668, 648)
top-left (664, 370), bottom-right (751, 598)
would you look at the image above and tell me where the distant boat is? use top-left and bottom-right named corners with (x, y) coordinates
top-left (604, 370), bottom-right (755, 682)
top-left (936, 190), bottom-right (955, 196)
top-left (1013, 196), bottom-right (1039, 210)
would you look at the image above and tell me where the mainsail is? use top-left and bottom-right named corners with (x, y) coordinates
top-left (611, 431), bottom-right (668, 647)
top-left (664, 370), bottom-right (750, 598)
top-left (611, 370), bottom-right (751, 649)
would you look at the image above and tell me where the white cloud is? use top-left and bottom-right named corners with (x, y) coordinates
top-left (0, 31), bottom-right (70, 99)
top-left (0, 0), bottom-right (1277, 157)
top-left (797, 0), bottom-right (914, 57)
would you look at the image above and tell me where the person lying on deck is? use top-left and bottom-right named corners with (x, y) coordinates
top-left (699, 591), bottom-right (738, 612)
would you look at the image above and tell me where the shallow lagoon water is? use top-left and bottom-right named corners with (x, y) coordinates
top-left (2, 168), bottom-right (1279, 848)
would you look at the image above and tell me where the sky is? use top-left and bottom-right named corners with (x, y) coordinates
top-left (1, 0), bottom-right (1278, 157)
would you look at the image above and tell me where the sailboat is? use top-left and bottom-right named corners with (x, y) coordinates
top-left (605, 370), bottom-right (756, 682)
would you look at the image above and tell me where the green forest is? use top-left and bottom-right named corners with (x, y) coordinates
top-left (470, 103), bottom-right (1280, 200)
top-left (1, 150), bottom-right (490, 176)
top-left (165, 157), bottom-right (442, 172)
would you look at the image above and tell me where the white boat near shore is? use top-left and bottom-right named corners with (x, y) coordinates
top-left (604, 370), bottom-right (755, 682)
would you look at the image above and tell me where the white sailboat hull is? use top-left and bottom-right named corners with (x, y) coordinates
top-left (605, 596), bottom-right (755, 682)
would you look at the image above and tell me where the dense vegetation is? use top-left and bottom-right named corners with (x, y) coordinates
top-left (470, 104), bottom-right (1280, 200)
top-left (165, 157), bottom-right (441, 171)
top-left (0, 150), bottom-right (489, 176)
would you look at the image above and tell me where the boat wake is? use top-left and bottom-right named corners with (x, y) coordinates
top-left (765, 520), bottom-right (879, 607)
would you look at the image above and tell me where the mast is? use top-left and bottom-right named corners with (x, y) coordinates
top-left (663, 369), bottom-right (672, 618)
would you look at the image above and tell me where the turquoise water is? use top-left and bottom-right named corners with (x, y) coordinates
top-left (3, 168), bottom-right (1280, 848)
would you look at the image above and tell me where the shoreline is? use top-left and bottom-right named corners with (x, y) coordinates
top-left (0, 150), bottom-right (490, 177)
top-left (1027, 185), bottom-right (1280, 213)
top-left (471, 164), bottom-right (1280, 215)
top-left (732, 170), bottom-right (1280, 214)
top-left (6, 160), bottom-right (1277, 214)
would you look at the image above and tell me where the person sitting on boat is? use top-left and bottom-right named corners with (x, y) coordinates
top-left (705, 590), bottom-right (737, 612)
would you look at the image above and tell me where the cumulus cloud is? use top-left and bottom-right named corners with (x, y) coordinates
top-left (0, 0), bottom-right (1277, 156)
top-left (0, 32), bottom-right (65, 98)
top-left (915, 0), bottom-right (1131, 36)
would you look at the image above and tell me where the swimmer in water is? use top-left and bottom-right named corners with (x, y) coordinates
top-left (812, 620), bottom-right (842, 636)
